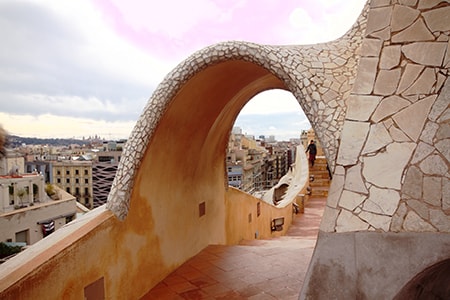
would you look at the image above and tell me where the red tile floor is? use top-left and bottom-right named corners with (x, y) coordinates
top-left (142, 195), bottom-right (326, 299)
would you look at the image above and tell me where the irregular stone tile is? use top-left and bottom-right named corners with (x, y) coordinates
top-left (423, 176), bottom-right (442, 207)
top-left (443, 178), bottom-right (450, 210)
top-left (429, 80), bottom-right (450, 121)
top-left (407, 199), bottom-right (429, 220)
top-left (411, 142), bottom-right (435, 164)
top-left (336, 209), bottom-right (370, 232)
top-left (402, 42), bottom-right (448, 67)
top-left (397, 62), bottom-right (425, 93)
top-left (403, 211), bottom-right (436, 232)
top-left (391, 4), bottom-right (420, 32)
top-left (362, 123), bottom-right (393, 154)
top-left (366, 7), bottom-right (392, 35)
top-left (371, 27), bottom-right (391, 41)
top-left (353, 57), bottom-right (378, 94)
top-left (379, 45), bottom-right (401, 69)
top-left (327, 174), bottom-right (345, 209)
top-left (319, 207), bottom-right (339, 232)
top-left (417, 0), bottom-right (442, 9)
top-left (340, 190), bottom-right (366, 211)
top-left (391, 202), bottom-right (407, 232)
top-left (360, 38), bottom-right (383, 57)
top-left (336, 121), bottom-right (370, 166)
top-left (372, 95), bottom-right (410, 122)
top-left (392, 19), bottom-right (434, 43)
top-left (374, 68), bottom-right (401, 96)
top-left (435, 139), bottom-right (450, 163)
top-left (371, 0), bottom-right (392, 7)
top-left (362, 142), bottom-right (416, 189)
top-left (358, 211), bottom-right (391, 231)
top-left (364, 186), bottom-right (401, 216)
top-left (346, 95), bottom-right (381, 121)
top-left (403, 67), bottom-right (436, 96)
top-left (419, 122), bottom-right (439, 144)
top-left (429, 209), bottom-right (450, 232)
top-left (344, 163), bottom-right (368, 194)
top-left (392, 95), bottom-right (436, 141)
top-left (436, 123), bottom-right (450, 140)
top-left (446, 40), bottom-right (450, 68)
top-left (420, 2), bottom-right (450, 16)
top-left (398, 0), bottom-right (417, 6)
top-left (389, 125), bottom-right (412, 142)
top-left (419, 154), bottom-right (449, 176)
top-left (436, 73), bottom-right (447, 93)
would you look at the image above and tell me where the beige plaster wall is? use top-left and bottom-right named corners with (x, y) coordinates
top-left (225, 187), bottom-right (297, 244)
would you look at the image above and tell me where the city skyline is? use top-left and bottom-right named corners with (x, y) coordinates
top-left (0, 0), bottom-right (366, 140)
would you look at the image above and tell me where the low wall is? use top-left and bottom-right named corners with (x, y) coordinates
top-left (300, 232), bottom-right (450, 299)
top-left (0, 178), bottom-right (308, 299)
top-left (225, 187), bottom-right (297, 244)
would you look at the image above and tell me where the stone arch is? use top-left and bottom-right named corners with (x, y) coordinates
top-left (106, 5), bottom-right (369, 219)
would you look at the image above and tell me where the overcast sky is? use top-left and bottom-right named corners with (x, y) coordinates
top-left (0, 0), bottom-right (366, 140)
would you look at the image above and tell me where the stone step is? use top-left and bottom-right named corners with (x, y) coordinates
top-left (311, 188), bottom-right (328, 197)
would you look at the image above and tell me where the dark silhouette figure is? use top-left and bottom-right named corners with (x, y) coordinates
top-left (305, 140), bottom-right (317, 167)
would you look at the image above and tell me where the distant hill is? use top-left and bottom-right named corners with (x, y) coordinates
top-left (7, 135), bottom-right (86, 147)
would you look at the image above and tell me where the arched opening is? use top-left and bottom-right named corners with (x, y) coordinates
top-left (137, 59), bottom-right (332, 299)
top-left (394, 259), bottom-right (450, 299)
top-left (225, 90), bottom-right (310, 194)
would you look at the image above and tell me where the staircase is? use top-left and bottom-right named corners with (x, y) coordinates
top-left (142, 160), bottom-right (332, 299)
top-left (308, 156), bottom-right (331, 198)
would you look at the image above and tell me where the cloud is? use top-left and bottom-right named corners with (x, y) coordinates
top-left (0, 112), bottom-right (135, 139)
top-left (240, 90), bottom-right (301, 115)
top-left (0, 0), bottom-right (367, 140)
top-left (234, 89), bottom-right (311, 141)
top-left (0, 0), bottom-right (169, 122)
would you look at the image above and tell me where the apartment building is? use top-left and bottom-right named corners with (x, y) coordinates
top-left (0, 151), bottom-right (77, 246)
top-left (52, 161), bottom-right (93, 208)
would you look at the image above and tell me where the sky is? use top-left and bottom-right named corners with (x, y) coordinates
top-left (0, 0), bottom-right (366, 141)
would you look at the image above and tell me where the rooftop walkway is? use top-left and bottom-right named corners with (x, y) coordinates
top-left (142, 162), bottom-right (329, 299)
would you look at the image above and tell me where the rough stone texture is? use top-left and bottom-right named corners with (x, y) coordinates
top-left (336, 121), bottom-right (370, 166)
top-left (363, 142), bottom-right (415, 189)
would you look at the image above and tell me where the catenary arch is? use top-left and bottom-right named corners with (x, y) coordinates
top-left (106, 10), bottom-right (367, 219)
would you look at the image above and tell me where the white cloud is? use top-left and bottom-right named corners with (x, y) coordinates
top-left (289, 8), bottom-right (313, 30)
top-left (240, 90), bottom-right (301, 115)
top-left (110, 0), bottom-right (222, 38)
top-left (0, 112), bottom-right (135, 139)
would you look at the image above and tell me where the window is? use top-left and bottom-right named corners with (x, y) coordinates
top-left (66, 187), bottom-right (71, 193)
top-left (85, 188), bottom-right (89, 195)
top-left (15, 229), bottom-right (29, 244)
top-left (65, 214), bottom-right (74, 224)
top-left (57, 178), bottom-right (61, 184)
top-left (75, 169), bottom-right (79, 175)
top-left (85, 178), bottom-right (89, 184)
top-left (75, 178), bottom-right (79, 184)
top-left (57, 170), bottom-right (61, 175)
top-left (84, 169), bottom-right (88, 175)
top-left (66, 170), bottom-right (70, 175)
top-left (66, 178), bottom-right (70, 184)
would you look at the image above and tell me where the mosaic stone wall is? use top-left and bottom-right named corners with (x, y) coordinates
top-left (107, 0), bottom-right (449, 235)
top-left (321, 0), bottom-right (450, 233)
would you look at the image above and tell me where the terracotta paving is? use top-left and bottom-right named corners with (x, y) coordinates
top-left (141, 193), bottom-right (327, 300)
